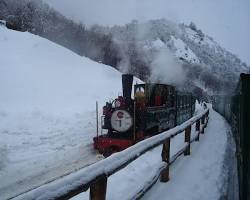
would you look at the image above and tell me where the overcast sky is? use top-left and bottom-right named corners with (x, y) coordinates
top-left (43, 0), bottom-right (250, 65)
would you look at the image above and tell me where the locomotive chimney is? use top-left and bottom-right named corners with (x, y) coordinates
top-left (122, 74), bottom-right (133, 100)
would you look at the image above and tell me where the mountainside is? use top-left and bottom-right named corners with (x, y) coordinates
top-left (94, 19), bottom-right (249, 96)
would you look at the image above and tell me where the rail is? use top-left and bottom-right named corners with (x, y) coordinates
top-left (14, 109), bottom-right (209, 200)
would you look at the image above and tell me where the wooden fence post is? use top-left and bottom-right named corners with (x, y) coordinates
top-left (195, 120), bottom-right (200, 141)
top-left (204, 111), bottom-right (209, 128)
top-left (201, 115), bottom-right (205, 134)
top-left (160, 138), bottom-right (170, 182)
top-left (204, 114), bottom-right (207, 129)
top-left (90, 175), bottom-right (107, 200)
top-left (184, 125), bottom-right (191, 156)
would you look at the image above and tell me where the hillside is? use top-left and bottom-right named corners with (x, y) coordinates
top-left (0, 25), bottom-right (125, 199)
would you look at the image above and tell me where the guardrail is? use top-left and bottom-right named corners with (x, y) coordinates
top-left (14, 109), bottom-right (209, 200)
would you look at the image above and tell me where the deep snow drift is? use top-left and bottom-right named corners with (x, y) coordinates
top-left (0, 25), bottom-right (127, 199)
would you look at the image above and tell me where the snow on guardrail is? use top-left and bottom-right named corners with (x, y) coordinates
top-left (14, 108), bottom-right (209, 200)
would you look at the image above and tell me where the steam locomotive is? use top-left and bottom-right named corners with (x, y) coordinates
top-left (93, 74), bottom-right (195, 157)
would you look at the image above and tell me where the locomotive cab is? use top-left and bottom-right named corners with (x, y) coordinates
top-left (134, 83), bottom-right (175, 108)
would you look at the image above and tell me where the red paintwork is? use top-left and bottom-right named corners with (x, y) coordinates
top-left (93, 135), bottom-right (134, 154)
top-left (117, 96), bottom-right (126, 108)
top-left (155, 95), bottom-right (162, 106)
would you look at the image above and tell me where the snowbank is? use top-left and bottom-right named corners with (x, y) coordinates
top-left (0, 26), bottom-right (125, 199)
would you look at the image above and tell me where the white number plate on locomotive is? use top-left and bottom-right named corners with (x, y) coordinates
top-left (111, 110), bottom-right (133, 132)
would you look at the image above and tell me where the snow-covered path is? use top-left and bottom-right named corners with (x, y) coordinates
top-left (72, 108), bottom-right (230, 200)
top-left (143, 108), bottom-right (230, 200)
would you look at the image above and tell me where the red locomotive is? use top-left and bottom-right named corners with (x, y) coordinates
top-left (93, 74), bottom-right (195, 157)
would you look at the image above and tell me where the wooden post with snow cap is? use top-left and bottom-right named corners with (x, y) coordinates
top-left (160, 137), bottom-right (170, 182)
top-left (195, 119), bottom-right (200, 141)
top-left (90, 174), bottom-right (107, 200)
top-left (184, 125), bottom-right (191, 156)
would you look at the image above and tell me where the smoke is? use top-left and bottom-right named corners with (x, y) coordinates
top-left (114, 19), bottom-right (186, 83)
top-left (117, 57), bottom-right (130, 74)
top-left (150, 47), bottom-right (186, 86)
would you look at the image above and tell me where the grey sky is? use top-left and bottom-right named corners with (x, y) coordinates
top-left (43, 0), bottom-right (250, 65)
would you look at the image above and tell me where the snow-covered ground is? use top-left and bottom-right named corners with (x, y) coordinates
top-left (71, 106), bottom-right (231, 200)
top-left (143, 108), bottom-right (230, 200)
top-left (170, 35), bottom-right (200, 64)
top-left (0, 25), bottom-right (129, 199)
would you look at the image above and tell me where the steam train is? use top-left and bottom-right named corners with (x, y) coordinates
top-left (93, 74), bottom-right (195, 157)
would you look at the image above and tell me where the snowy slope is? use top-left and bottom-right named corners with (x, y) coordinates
top-left (170, 35), bottom-right (200, 64)
top-left (0, 25), bottom-right (129, 199)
